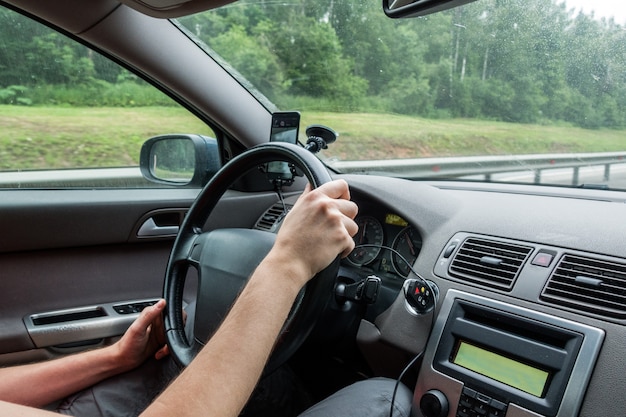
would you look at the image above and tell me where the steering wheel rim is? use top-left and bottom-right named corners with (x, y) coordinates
top-left (163, 142), bottom-right (338, 372)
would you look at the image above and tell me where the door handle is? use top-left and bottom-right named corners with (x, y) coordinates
top-left (137, 217), bottom-right (179, 237)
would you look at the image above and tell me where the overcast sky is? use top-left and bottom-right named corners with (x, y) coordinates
top-left (561, 0), bottom-right (626, 23)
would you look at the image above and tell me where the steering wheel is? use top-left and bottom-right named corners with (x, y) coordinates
top-left (163, 142), bottom-right (339, 373)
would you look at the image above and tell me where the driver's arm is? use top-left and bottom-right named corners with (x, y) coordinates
top-left (0, 179), bottom-right (357, 417)
top-left (143, 179), bottom-right (358, 417)
top-left (0, 299), bottom-right (169, 408)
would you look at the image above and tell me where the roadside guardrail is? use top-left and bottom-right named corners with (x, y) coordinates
top-left (327, 152), bottom-right (626, 186)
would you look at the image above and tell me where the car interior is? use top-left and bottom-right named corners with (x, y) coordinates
top-left (1, 0), bottom-right (626, 416)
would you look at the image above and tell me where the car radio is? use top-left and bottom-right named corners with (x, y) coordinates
top-left (413, 290), bottom-right (604, 417)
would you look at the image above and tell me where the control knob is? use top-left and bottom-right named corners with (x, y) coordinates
top-left (420, 389), bottom-right (449, 417)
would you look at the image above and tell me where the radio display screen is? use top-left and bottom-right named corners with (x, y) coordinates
top-left (452, 340), bottom-right (550, 397)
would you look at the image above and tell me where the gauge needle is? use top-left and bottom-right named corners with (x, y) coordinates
top-left (360, 222), bottom-right (367, 244)
top-left (405, 234), bottom-right (415, 256)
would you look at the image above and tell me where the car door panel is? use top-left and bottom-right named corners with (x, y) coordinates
top-left (0, 189), bottom-right (196, 252)
top-left (0, 189), bottom-right (281, 365)
top-left (0, 243), bottom-right (171, 353)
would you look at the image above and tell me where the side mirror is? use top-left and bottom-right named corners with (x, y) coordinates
top-left (383, 0), bottom-right (477, 18)
top-left (140, 134), bottom-right (220, 187)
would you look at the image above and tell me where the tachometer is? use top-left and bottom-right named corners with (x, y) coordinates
top-left (391, 226), bottom-right (422, 277)
top-left (347, 216), bottom-right (384, 266)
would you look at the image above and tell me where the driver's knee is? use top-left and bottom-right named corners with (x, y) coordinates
top-left (298, 377), bottom-right (412, 417)
top-left (56, 356), bottom-right (180, 417)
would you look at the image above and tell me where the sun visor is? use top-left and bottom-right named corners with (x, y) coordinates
top-left (384, 0), bottom-right (477, 18)
top-left (118, 0), bottom-right (237, 18)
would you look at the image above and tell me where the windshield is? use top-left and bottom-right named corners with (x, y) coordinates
top-left (177, 0), bottom-right (626, 189)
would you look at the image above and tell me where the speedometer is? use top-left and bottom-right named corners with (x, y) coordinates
top-left (391, 226), bottom-right (422, 277)
top-left (347, 216), bottom-right (384, 266)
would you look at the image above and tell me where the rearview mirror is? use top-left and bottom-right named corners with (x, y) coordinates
top-left (383, 0), bottom-right (477, 18)
top-left (140, 134), bottom-right (220, 187)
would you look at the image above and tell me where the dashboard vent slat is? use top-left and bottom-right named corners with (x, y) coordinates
top-left (254, 203), bottom-right (292, 232)
top-left (448, 237), bottom-right (533, 291)
top-left (541, 254), bottom-right (626, 318)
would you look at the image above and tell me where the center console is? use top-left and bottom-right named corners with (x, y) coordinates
top-left (413, 290), bottom-right (604, 417)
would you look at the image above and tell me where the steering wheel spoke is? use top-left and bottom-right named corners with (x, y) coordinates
top-left (192, 228), bottom-right (276, 343)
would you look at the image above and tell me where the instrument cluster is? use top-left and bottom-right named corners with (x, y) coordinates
top-left (344, 208), bottom-right (422, 279)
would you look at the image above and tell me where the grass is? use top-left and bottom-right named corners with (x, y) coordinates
top-left (0, 106), bottom-right (214, 170)
top-left (1, 105), bottom-right (625, 170)
top-left (303, 112), bottom-right (626, 160)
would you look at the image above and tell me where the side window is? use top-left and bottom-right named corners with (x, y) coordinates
top-left (0, 7), bottom-right (215, 188)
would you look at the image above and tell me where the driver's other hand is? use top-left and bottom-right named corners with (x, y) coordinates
top-left (112, 299), bottom-right (170, 372)
top-left (272, 179), bottom-right (358, 283)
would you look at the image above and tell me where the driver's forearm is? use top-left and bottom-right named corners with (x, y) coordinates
top-left (0, 344), bottom-right (124, 407)
top-left (143, 252), bottom-right (306, 417)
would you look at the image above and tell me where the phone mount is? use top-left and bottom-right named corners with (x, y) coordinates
top-left (304, 125), bottom-right (338, 153)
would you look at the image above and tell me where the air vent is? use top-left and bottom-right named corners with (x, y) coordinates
top-left (448, 237), bottom-right (533, 291)
top-left (254, 203), bottom-right (292, 232)
top-left (541, 254), bottom-right (626, 318)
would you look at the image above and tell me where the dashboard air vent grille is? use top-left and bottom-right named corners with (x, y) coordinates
top-left (541, 254), bottom-right (626, 318)
top-left (448, 237), bottom-right (533, 291)
top-left (254, 203), bottom-right (291, 232)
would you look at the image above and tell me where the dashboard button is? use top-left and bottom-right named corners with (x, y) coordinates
top-left (532, 251), bottom-right (555, 267)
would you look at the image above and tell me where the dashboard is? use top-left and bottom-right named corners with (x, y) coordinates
top-left (333, 174), bottom-right (626, 417)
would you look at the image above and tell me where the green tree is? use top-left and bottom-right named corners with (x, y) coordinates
top-left (268, 13), bottom-right (367, 103)
top-left (211, 24), bottom-right (285, 98)
top-left (27, 33), bottom-right (96, 85)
